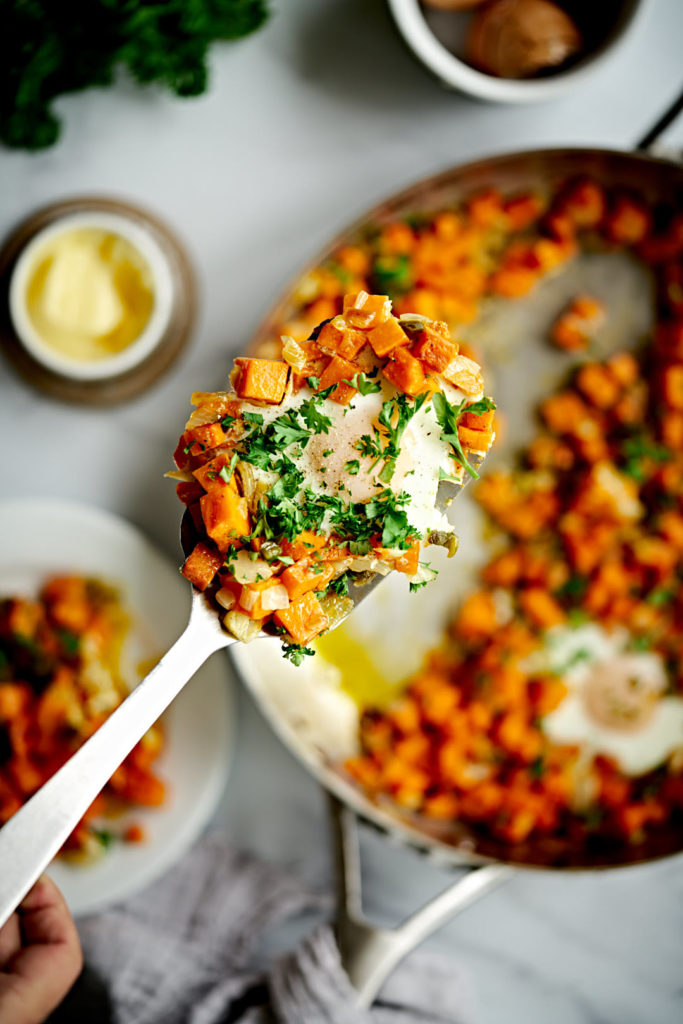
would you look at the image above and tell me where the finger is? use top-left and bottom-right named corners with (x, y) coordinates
top-left (0, 877), bottom-right (83, 1024)
top-left (0, 913), bottom-right (21, 967)
top-left (18, 876), bottom-right (80, 950)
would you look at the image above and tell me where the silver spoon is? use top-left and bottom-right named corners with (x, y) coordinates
top-left (0, 463), bottom-right (479, 928)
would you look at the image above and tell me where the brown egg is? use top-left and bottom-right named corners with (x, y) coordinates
top-left (422, 0), bottom-right (488, 9)
top-left (466, 0), bottom-right (582, 79)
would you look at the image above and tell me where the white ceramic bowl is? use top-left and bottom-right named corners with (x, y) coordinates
top-left (387, 0), bottom-right (648, 104)
top-left (9, 210), bottom-right (175, 381)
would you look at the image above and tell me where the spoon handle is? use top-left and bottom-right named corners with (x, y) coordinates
top-left (0, 591), bottom-right (232, 927)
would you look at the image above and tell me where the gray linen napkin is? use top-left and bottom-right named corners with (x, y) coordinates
top-left (51, 834), bottom-right (475, 1024)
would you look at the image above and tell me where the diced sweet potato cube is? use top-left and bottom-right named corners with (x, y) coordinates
top-left (185, 422), bottom-right (226, 456)
top-left (233, 358), bottom-right (289, 404)
top-left (394, 542), bottom-right (419, 575)
top-left (467, 189), bottom-right (505, 228)
top-left (457, 424), bottom-right (493, 452)
top-left (342, 291), bottom-right (391, 330)
top-left (556, 177), bottom-right (606, 228)
top-left (662, 364), bottom-right (683, 410)
top-left (317, 317), bottom-right (367, 361)
top-left (504, 193), bottom-right (544, 231)
top-left (173, 431), bottom-right (195, 471)
top-left (176, 481), bottom-right (204, 506)
top-left (280, 560), bottom-right (335, 601)
top-left (519, 588), bottom-right (566, 629)
top-left (367, 317), bottom-right (409, 357)
top-left (193, 452), bottom-right (238, 491)
top-left (605, 194), bottom-right (651, 245)
top-left (182, 543), bottom-right (223, 591)
top-left (274, 591), bottom-right (330, 645)
top-left (461, 407), bottom-right (495, 431)
top-left (576, 364), bottom-right (621, 410)
top-left (456, 591), bottom-right (498, 639)
top-left (607, 352), bottom-right (638, 387)
top-left (318, 355), bottom-right (360, 405)
top-left (200, 484), bottom-right (250, 552)
top-left (282, 531), bottom-right (327, 561)
top-left (383, 347), bottom-right (425, 396)
top-left (411, 326), bottom-right (457, 372)
top-left (442, 354), bottom-right (484, 395)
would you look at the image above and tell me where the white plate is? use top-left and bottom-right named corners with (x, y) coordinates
top-left (0, 498), bottom-right (234, 917)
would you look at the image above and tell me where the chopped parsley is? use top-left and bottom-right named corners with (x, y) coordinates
top-left (342, 372), bottom-right (382, 396)
top-left (56, 629), bottom-right (80, 656)
top-left (329, 573), bottom-right (350, 597)
top-left (220, 414), bottom-right (237, 431)
top-left (344, 459), bottom-right (360, 475)
top-left (218, 452), bottom-right (239, 484)
top-left (432, 394), bottom-right (496, 480)
top-left (282, 643), bottom-right (316, 666)
top-left (354, 393), bottom-right (428, 484)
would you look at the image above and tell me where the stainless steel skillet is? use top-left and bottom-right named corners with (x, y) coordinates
top-left (233, 99), bottom-right (683, 1006)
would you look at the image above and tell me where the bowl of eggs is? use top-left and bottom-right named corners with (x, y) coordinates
top-left (387, 0), bottom-right (648, 103)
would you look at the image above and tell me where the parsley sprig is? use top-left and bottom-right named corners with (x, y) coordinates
top-left (355, 393), bottom-right (429, 484)
top-left (432, 394), bottom-right (495, 480)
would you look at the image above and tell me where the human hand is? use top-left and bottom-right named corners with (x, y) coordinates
top-left (0, 876), bottom-right (82, 1024)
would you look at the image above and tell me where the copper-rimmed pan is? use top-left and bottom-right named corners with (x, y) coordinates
top-left (231, 94), bottom-right (683, 1006)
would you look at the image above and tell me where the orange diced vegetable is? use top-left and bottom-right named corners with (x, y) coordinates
top-left (605, 194), bottom-right (651, 245)
top-left (185, 422), bottom-right (226, 456)
top-left (367, 317), bottom-right (409, 357)
top-left (176, 481), bottom-right (204, 506)
top-left (383, 347), bottom-right (426, 396)
top-left (281, 561), bottom-right (335, 601)
top-left (317, 317), bottom-right (367, 361)
top-left (457, 424), bottom-right (493, 452)
top-left (556, 177), bottom-right (606, 228)
top-left (461, 407), bottom-right (495, 431)
top-left (318, 354), bottom-right (360, 405)
top-left (343, 291), bottom-right (391, 330)
top-left (519, 588), bottom-right (565, 629)
top-left (193, 452), bottom-right (238, 491)
top-left (200, 484), bottom-right (250, 552)
top-left (455, 591), bottom-right (497, 639)
top-left (411, 325), bottom-right (457, 372)
top-left (181, 543), bottom-right (223, 590)
top-left (124, 824), bottom-right (147, 844)
top-left (662, 364), bottom-right (683, 410)
top-left (394, 542), bottom-right (420, 575)
top-left (274, 591), bottom-right (330, 645)
top-left (576, 364), bottom-right (621, 410)
top-left (504, 193), bottom-right (544, 231)
top-left (282, 531), bottom-right (327, 561)
top-left (233, 358), bottom-right (289, 404)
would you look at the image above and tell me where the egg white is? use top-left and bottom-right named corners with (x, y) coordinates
top-left (529, 624), bottom-right (683, 777)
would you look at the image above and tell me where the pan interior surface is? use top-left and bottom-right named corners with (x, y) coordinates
top-left (234, 148), bottom-right (683, 871)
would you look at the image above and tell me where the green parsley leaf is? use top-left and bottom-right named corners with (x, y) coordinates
top-left (282, 643), bottom-right (315, 666)
top-left (220, 414), bottom-right (237, 431)
top-left (342, 372), bottom-right (382, 396)
top-left (56, 629), bottom-right (80, 656)
top-left (329, 573), bottom-right (350, 597)
top-left (432, 392), bottom-right (480, 480)
top-left (243, 411), bottom-right (264, 426)
top-left (345, 459), bottom-right (360, 475)
top-left (218, 452), bottom-right (239, 484)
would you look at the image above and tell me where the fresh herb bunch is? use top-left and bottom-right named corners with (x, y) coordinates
top-left (1, 0), bottom-right (269, 150)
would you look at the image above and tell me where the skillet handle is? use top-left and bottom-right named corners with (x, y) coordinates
top-left (328, 793), bottom-right (511, 1009)
top-left (636, 87), bottom-right (683, 154)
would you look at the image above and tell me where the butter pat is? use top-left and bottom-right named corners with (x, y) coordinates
top-left (24, 228), bottom-right (154, 363)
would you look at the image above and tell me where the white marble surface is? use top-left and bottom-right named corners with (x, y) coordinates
top-left (2, 1), bottom-right (683, 1020)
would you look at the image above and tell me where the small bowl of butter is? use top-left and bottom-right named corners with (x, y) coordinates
top-left (9, 210), bottom-right (176, 383)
